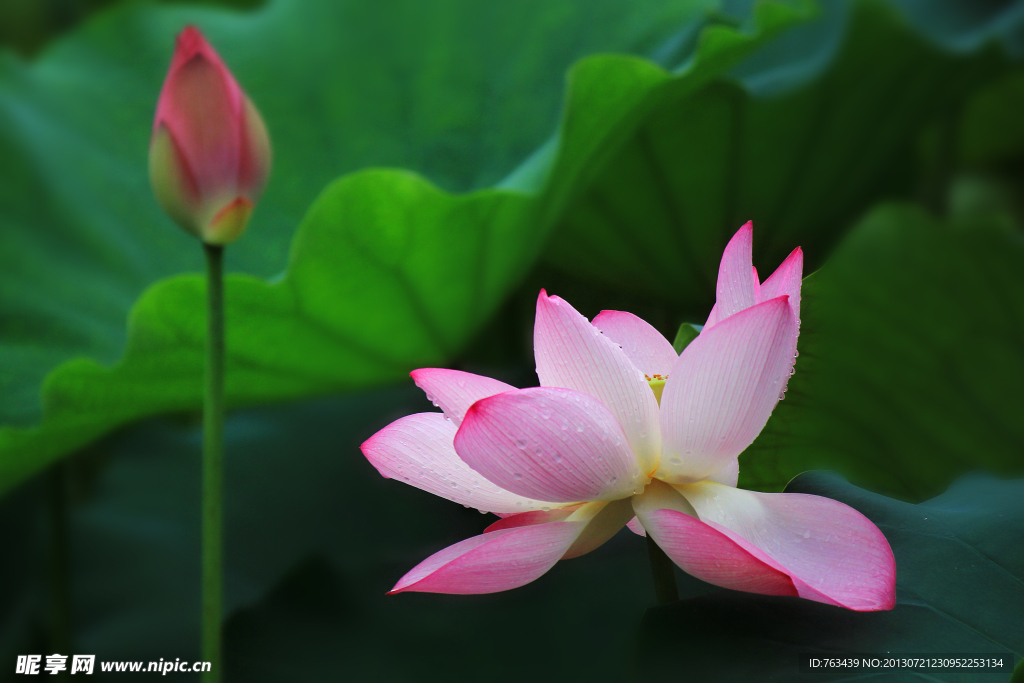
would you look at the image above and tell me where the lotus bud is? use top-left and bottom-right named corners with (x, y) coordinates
top-left (149, 26), bottom-right (271, 245)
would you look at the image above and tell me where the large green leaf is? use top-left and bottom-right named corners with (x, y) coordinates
top-left (542, 0), bottom-right (1013, 315)
top-left (638, 471), bottom-right (1024, 682)
top-left (0, 0), bottom-right (725, 427)
top-left (0, 0), bottom-right (810, 495)
top-left (744, 203), bottom-right (1024, 500)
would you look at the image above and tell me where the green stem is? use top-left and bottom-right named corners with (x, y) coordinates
top-left (646, 534), bottom-right (678, 605)
top-left (48, 462), bottom-right (71, 658)
top-left (202, 243), bottom-right (225, 683)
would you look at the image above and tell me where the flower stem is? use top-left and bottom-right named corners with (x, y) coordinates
top-left (202, 243), bottom-right (225, 682)
top-left (646, 534), bottom-right (678, 605)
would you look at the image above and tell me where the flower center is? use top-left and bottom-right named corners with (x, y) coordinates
top-left (645, 374), bottom-right (667, 405)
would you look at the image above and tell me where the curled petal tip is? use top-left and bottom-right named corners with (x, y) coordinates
top-left (174, 26), bottom-right (207, 58)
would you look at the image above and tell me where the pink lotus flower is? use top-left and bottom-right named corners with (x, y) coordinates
top-left (361, 223), bottom-right (896, 611)
top-left (149, 26), bottom-right (271, 245)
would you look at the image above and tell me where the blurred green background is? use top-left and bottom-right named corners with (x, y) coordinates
top-left (1, 0), bottom-right (1023, 680)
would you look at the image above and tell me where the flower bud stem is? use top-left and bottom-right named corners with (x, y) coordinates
top-left (646, 534), bottom-right (678, 605)
top-left (201, 243), bottom-right (225, 682)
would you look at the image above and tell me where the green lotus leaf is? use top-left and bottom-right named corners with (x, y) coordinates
top-left (0, 0), bottom-right (808, 495)
top-left (743, 203), bottom-right (1024, 499)
top-left (542, 0), bottom-right (1013, 313)
top-left (638, 471), bottom-right (1024, 682)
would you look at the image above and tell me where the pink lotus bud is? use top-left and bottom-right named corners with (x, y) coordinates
top-left (149, 26), bottom-right (271, 245)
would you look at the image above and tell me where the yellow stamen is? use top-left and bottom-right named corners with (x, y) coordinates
top-left (646, 374), bottom-right (667, 405)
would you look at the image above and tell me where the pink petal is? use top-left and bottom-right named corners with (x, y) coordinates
top-left (708, 458), bottom-right (739, 487)
top-left (678, 482), bottom-right (896, 611)
top-left (486, 499), bottom-right (632, 560)
top-left (534, 291), bottom-right (661, 473)
top-left (657, 296), bottom-right (798, 483)
top-left (592, 310), bottom-right (678, 378)
top-left (632, 481), bottom-right (792, 594)
top-left (638, 508), bottom-right (798, 597)
top-left (714, 222), bottom-right (757, 321)
top-left (484, 505), bottom-right (582, 532)
top-left (760, 247), bottom-right (804, 321)
top-left (704, 303), bottom-right (721, 330)
top-left (454, 387), bottom-right (646, 503)
top-left (360, 413), bottom-right (554, 514)
top-left (626, 516), bottom-right (646, 537)
top-left (155, 27), bottom-right (244, 201)
top-left (410, 368), bottom-right (515, 426)
top-left (389, 522), bottom-right (585, 594)
top-left (562, 499), bottom-right (635, 559)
